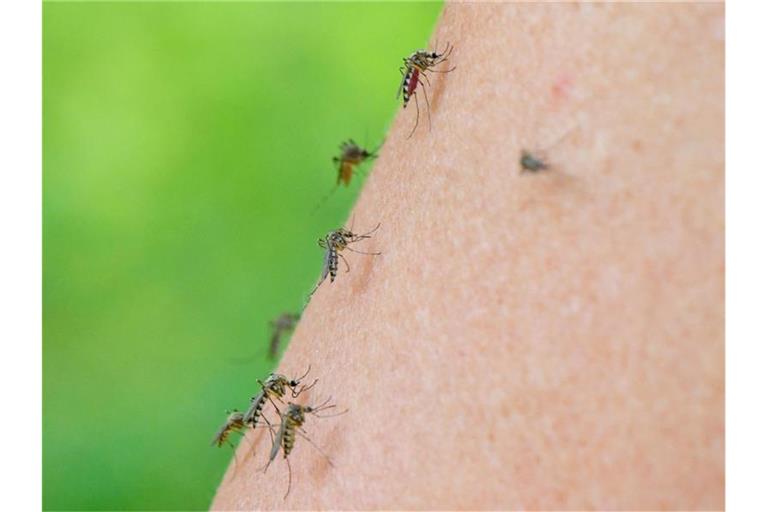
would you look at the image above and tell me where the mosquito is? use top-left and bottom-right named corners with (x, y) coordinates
top-left (312, 139), bottom-right (382, 212)
top-left (211, 409), bottom-right (250, 476)
top-left (520, 150), bottom-right (550, 173)
top-left (398, 42), bottom-right (455, 138)
top-left (211, 409), bottom-right (246, 449)
top-left (307, 223), bottom-right (381, 300)
top-left (243, 366), bottom-right (318, 432)
top-left (334, 139), bottom-right (380, 186)
top-left (261, 398), bottom-right (347, 499)
top-left (268, 312), bottom-right (300, 359)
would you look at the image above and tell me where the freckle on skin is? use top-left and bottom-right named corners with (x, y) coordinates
top-left (551, 75), bottom-right (573, 104)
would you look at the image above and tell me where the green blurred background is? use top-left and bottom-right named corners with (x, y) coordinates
top-left (43, 2), bottom-right (442, 510)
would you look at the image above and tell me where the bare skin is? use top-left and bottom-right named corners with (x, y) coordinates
top-left (212, 3), bottom-right (724, 510)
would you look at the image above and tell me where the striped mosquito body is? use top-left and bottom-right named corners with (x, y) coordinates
top-left (307, 224), bottom-right (381, 300)
top-left (244, 367), bottom-right (317, 429)
top-left (398, 42), bottom-right (455, 138)
top-left (211, 410), bottom-right (245, 448)
top-left (270, 403), bottom-right (306, 462)
top-left (268, 312), bottom-right (300, 359)
top-left (263, 398), bottom-right (346, 499)
top-left (401, 66), bottom-right (421, 106)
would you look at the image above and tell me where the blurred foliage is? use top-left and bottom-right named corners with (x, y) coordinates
top-left (43, 2), bottom-right (442, 510)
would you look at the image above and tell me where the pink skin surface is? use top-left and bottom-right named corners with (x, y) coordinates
top-left (212, 3), bottom-right (724, 510)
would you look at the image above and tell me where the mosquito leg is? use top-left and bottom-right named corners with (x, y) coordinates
top-left (283, 458), bottom-right (293, 500)
top-left (338, 252), bottom-right (351, 273)
top-left (227, 442), bottom-right (240, 481)
top-left (306, 272), bottom-right (326, 302)
top-left (295, 430), bottom-right (335, 467)
top-left (425, 65), bottom-right (456, 73)
top-left (354, 223), bottom-right (381, 238)
top-left (419, 78), bottom-right (432, 132)
top-left (408, 91), bottom-right (421, 139)
top-left (231, 429), bottom-right (263, 469)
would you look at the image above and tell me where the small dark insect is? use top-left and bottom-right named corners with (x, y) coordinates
top-left (398, 42), bottom-right (455, 138)
top-left (520, 150), bottom-right (550, 173)
top-left (211, 409), bottom-right (245, 449)
top-left (333, 139), bottom-right (379, 187)
top-left (262, 398), bottom-right (346, 499)
top-left (307, 224), bottom-right (381, 300)
top-left (268, 312), bottom-right (300, 359)
top-left (211, 409), bottom-right (249, 478)
top-left (243, 366), bottom-right (317, 430)
top-left (312, 139), bottom-right (381, 212)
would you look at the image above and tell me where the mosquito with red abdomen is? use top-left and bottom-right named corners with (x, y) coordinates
top-left (398, 42), bottom-right (456, 138)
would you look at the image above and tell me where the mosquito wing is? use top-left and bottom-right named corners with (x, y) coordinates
top-left (320, 248), bottom-right (331, 282)
top-left (269, 419), bottom-right (288, 463)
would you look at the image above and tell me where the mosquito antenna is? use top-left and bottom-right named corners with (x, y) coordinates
top-left (292, 378), bottom-right (318, 398)
top-left (440, 42), bottom-right (454, 61)
top-left (296, 364), bottom-right (311, 382)
top-left (355, 222), bottom-right (381, 238)
top-left (312, 408), bottom-right (349, 419)
top-left (312, 395), bottom-right (333, 410)
top-left (295, 430), bottom-right (335, 467)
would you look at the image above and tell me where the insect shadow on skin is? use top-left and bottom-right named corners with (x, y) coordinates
top-left (398, 41), bottom-right (456, 139)
top-left (306, 223), bottom-right (381, 304)
top-left (259, 397), bottom-right (348, 500)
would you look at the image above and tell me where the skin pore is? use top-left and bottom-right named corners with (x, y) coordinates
top-left (212, 3), bottom-right (724, 510)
